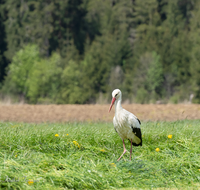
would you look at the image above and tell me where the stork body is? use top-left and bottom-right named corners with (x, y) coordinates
top-left (109, 89), bottom-right (142, 161)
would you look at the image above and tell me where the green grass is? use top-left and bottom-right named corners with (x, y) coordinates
top-left (0, 120), bottom-right (200, 189)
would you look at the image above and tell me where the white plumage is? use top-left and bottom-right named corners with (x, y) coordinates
top-left (109, 89), bottom-right (142, 161)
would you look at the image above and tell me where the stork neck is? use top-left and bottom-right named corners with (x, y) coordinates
top-left (115, 98), bottom-right (122, 112)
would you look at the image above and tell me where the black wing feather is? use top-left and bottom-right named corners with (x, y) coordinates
top-left (130, 126), bottom-right (142, 146)
top-left (137, 118), bottom-right (141, 125)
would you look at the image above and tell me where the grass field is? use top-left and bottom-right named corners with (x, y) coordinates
top-left (0, 120), bottom-right (200, 189)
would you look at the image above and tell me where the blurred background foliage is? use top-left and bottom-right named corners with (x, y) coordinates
top-left (0, 0), bottom-right (200, 104)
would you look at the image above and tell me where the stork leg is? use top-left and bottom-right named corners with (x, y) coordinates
top-left (117, 139), bottom-right (127, 161)
top-left (130, 138), bottom-right (133, 161)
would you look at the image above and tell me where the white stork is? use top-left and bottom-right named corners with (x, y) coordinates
top-left (109, 89), bottom-right (142, 161)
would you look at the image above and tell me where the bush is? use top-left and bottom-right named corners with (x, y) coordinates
top-left (27, 53), bottom-right (62, 103)
top-left (2, 44), bottom-right (40, 97)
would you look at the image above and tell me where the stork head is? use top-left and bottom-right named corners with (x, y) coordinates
top-left (109, 89), bottom-right (121, 112)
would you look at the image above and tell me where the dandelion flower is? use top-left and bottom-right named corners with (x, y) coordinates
top-left (73, 140), bottom-right (77, 144)
top-left (73, 141), bottom-right (80, 148)
top-left (110, 163), bottom-right (116, 167)
top-left (66, 134), bottom-right (69, 136)
top-left (15, 155), bottom-right (17, 158)
top-left (28, 180), bottom-right (34, 185)
top-left (155, 148), bottom-right (160, 152)
top-left (100, 149), bottom-right (105, 152)
top-left (55, 134), bottom-right (59, 137)
top-left (168, 134), bottom-right (172, 139)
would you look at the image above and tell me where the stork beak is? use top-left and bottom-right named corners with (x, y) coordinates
top-left (109, 97), bottom-right (116, 112)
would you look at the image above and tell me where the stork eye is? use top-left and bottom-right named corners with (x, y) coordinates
top-left (115, 93), bottom-right (118, 97)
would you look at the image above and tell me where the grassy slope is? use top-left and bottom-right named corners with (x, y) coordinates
top-left (0, 120), bottom-right (200, 189)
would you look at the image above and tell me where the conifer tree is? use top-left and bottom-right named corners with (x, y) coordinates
top-left (189, 1), bottom-right (200, 103)
top-left (0, 0), bottom-right (7, 83)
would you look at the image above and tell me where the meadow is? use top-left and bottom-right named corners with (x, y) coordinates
top-left (0, 120), bottom-right (200, 189)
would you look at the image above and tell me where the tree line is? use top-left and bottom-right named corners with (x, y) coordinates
top-left (0, 0), bottom-right (200, 104)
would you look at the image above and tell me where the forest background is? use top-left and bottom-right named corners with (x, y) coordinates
top-left (0, 0), bottom-right (200, 104)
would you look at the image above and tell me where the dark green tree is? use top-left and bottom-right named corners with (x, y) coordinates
top-left (0, 0), bottom-right (8, 84)
top-left (189, 1), bottom-right (200, 103)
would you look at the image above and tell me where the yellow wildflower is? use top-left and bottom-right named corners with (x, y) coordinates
top-left (15, 155), bottom-right (17, 158)
top-left (73, 141), bottom-right (80, 148)
top-left (28, 180), bottom-right (34, 185)
top-left (168, 134), bottom-right (172, 139)
top-left (100, 149), bottom-right (105, 152)
top-left (73, 140), bottom-right (77, 144)
top-left (66, 134), bottom-right (69, 136)
top-left (110, 163), bottom-right (116, 167)
top-left (198, 169), bottom-right (200, 171)
top-left (55, 134), bottom-right (59, 137)
top-left (155, 148), bottom-right (160, 152)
